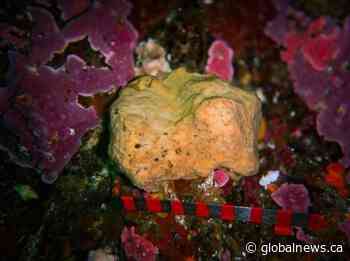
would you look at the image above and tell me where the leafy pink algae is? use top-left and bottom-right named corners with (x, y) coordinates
top-left (28, 7), bottom-right (66, 66)
top-left (271, 183), bottom-right (311, 213)
top-left (265, 3), bottom-right (350, 166)
top-left (281, 17), bottom-right (340, 72)
top-left (0, 0), bottom-right (138, 182)
top-left (121, 226), bottom-right (158, 261)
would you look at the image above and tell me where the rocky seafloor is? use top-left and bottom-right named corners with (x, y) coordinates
top-left (1, 0), bottom-right (350, 260)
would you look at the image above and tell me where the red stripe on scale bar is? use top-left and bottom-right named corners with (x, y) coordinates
top-left (220, 204), bottom-right (235, 221)
top-left (171, 200), bottom-right (185, 215)
top-left (250, 207), bottom-right (263, 224)
top-left (275, 210), bottom-right (293, 236)
top-left (121, 196), bottom-right (136, 211)
top-left (146, 197), bottom-right (162, 213)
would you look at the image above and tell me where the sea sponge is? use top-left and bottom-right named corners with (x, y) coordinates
top-left (109, 68), bottom-right (261, 191)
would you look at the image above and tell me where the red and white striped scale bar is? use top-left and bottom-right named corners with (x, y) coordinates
top-left (119, 196), bottom-right (328, 236)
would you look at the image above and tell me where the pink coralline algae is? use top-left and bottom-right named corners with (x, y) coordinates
top-left (28, 7), bottom-right (66, 66)
top-left (265, 3), bottom-right (350, 166)
top-left (302, 27), bottom-right (339, 72)
top-left (121, 226), bottom-right (159, 261)
top-left (205, 40), bottom-right (234, 81)
top-left (213, 169), bottom-right (232, 196)
top-left (0, 0), bottom-right (137, 182)
top-left (271, 183), bottom-right (311, 213)
top-left (280, 17), bottom-right (340, 72)
top-left (63, 0), bottom-right (137, 87)
top-left (213, 169), bottom-right (230, 187)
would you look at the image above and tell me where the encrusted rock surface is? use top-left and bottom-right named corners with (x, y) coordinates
top-left (109, 68), bottom-right (261, 191)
